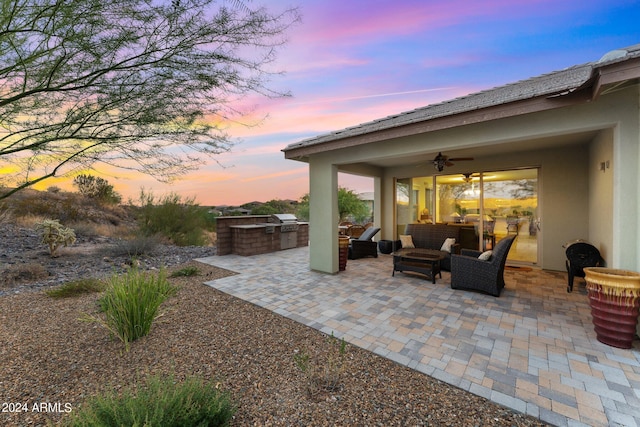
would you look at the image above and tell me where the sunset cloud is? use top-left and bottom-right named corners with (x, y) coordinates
top-left (25, 0), bottom-right (637, 206)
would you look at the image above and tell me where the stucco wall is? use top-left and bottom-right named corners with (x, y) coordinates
top-left (302, 83), bottom-right (639, 274)
top-left (589, 129), bottom-right (614, 265)
top-left (382, 144), bottom-right (591, 271)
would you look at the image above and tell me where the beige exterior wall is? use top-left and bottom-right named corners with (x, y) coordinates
top-left (589, 129), bottom-right (614, 265)
top-left (303, 84), bottom-right (640, 274)
top-left (382, 145), bottom-right (591, 271)
top-left (610, 86), bottom-right (640, 269)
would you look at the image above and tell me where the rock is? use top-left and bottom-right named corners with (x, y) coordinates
top-left (0, 224), bottom-right (216, 296)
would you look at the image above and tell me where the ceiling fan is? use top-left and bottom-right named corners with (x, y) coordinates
top-left (461, 172), bottom-right (480, 183)
top-left (432, 152), bottom-right (474, 172)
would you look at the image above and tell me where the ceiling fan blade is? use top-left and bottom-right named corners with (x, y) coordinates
top-left (430, 152), bottom-right (474, 171)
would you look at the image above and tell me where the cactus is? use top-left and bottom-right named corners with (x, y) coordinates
top-left (35, 219), bottom-right (76, 257)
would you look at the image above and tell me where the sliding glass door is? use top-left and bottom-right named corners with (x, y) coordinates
top-left (395, 168), bottom-right (539, 265)
top-left (483, 169), bottom-right (538, 264)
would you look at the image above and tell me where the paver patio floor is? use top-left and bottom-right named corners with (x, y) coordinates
top-left (197, 247), bottom-right (640, 427)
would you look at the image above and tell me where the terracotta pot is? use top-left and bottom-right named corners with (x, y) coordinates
top-left (584, 267), bottom-right (640, 349)
top-left (338, 236), bottom-right (349, 271)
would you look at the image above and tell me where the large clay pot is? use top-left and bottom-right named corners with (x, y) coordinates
top-left (584, 267), bottom-right (640, 349)
top-left (338, 236), bottom-right (349, 271)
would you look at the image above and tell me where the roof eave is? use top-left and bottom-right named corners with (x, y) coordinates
top-left (283, 49), bottom-right (640, 162)
top-left (283, 87), bottom-right (594, 161)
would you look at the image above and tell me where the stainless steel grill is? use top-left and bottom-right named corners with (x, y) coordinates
top-left (271, 214), bottom-right (299, 249)
top-left (271, 214), bottom-right (299, 232)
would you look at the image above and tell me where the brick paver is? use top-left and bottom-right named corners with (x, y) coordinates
top-left (198, 247), bottom-right (640, 427)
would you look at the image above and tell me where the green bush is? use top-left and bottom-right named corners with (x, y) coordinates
top-left (46, 278), bottom-right (106, 298)
top-left (169, 266), bottom-right (200, 277)
top-left (62, 374), bottom-right (236, 427)
top-left (136, 190), bottom-right (211, 246)
top-left (89, 268), bottom-right (177, 350)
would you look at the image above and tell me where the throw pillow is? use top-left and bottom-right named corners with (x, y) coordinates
top-left (440, 237), bottom-right (455, 252)
top-left (399, 235), bottom-right (415, 248)
top-left (478, 250), bottom-right (493, 261)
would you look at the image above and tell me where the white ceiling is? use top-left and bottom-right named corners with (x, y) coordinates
top-left (360, 129), bottom-right (599, 169)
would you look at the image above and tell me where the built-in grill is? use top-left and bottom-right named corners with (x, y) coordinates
top-left (271, 214), bottom-right (299, 249)
top-left (271, 214), bottom-right (299, 232)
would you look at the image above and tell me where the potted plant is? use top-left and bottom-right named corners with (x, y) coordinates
top-left (584, 267), bottom-right (640, 349)
top-left (338, 236), bottom-right (349, 271)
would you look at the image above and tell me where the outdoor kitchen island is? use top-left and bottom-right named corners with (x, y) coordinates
top-left (216, 214), bottom-right (309, 256)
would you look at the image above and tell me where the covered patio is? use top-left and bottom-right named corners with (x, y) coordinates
top-left (198, 248), bottom-right (640, 427)
top-left (282, 44), bottom-right (640, 276)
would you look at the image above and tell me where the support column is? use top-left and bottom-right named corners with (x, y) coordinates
top-left (613, 116), bottom-right (640, 271)
top-left (373, 176), bottom-right (382, 230)
top-left (309, 157), bottom-right (338, 273)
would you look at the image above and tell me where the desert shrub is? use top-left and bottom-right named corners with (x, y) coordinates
top-left (46, 185), bottom-right (62, 193)
top-left (69, 221), bottom-right (103, 238)
top-left (0, 202), bottom-right (11, 224)
top-left (250, 199), bottom-right (296, 215)
top-left (136, 190), bottom-right (211, 246)
top-left (13, 195), bottom-right (82, 222)
top-left (73, 174), bottom-right (122, 205)
top-left (105, 235), bottom-right (161, 258)
top-left (62, 374), bottom-right (235, 427)
top-left (46, 278), bottom-right (106, 298)
top-left (294, 332), bottom-right (347, 398)
top-left (169, 266), bottom-right (200, 277)
top-left (35, 219), bottom-right (76, 257)
top-left (0, 263), bottom-right (49, 287)
top-left (87, 268), bottom-right (177, 350)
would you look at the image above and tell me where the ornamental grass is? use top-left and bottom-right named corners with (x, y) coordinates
top-left (62, 374), bottom-right (235, 427)
top-left (88, 268), bottom-right (177, 350)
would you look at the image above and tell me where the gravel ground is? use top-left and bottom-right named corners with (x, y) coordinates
top-left (0, 226), bottom-right (549, 426)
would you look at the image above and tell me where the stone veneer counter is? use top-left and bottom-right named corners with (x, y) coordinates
top-left (216, 215), bottom-right (309, 256)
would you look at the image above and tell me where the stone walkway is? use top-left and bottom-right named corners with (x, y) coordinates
top-left (197, 247), bottom-right (640, 427)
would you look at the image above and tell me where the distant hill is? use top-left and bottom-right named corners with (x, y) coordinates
top-left (0, 187), bottom-right (134, 229)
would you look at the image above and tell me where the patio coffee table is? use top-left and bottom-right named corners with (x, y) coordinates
top-left (392, 248), bottom-right (444, 284)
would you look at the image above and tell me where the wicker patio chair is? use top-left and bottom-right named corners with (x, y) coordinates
top-left (348, 227), bottom-right (380, 259)
top-left (346, 224), bottom-right (366, 238)
top-left (450, 235), bottom-right (516, 297)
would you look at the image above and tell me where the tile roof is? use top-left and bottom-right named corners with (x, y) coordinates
top-left (284, 44), bottom-right (640, 152)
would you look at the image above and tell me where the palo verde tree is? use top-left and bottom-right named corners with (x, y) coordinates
top-left (0, 0), bottom-right (299, 200)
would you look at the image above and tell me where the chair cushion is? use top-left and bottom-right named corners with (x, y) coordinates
top-left (399, 234), bottom-right (415, 248)
top-left (358, 226), bottom-right (380, 241)
top-left (478, 250), bottom-right (493, 261)
top-left (440, 237), bottom-right (456, 252)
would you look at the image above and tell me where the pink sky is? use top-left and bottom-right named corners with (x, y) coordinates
top-left (44, 0), bottom-right (640, 206)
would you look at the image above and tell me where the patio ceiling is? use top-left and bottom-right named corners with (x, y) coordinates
top-left (339, 129), bottom-right (600, 170)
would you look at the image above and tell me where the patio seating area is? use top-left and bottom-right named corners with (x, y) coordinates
top-left (198, 247), bottom-right (640, 427)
